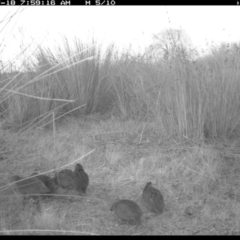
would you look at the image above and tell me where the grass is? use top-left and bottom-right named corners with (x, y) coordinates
top-left (1, 11), bottom-right (240, 235)
top-left (1, 118), bottom-right (240, 235)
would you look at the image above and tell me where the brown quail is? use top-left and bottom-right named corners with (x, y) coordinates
top-left (53, 169), bottom-right (76, 190)
top-left (74, 163), bottom-right (89, 193)
top-left (32, 173), bottom-right (59, 193)
top-left (11, 175), bottom-right (51, 196)
top-left (142, 182), bottom-right (164, 214)
top-left (111, 199), bottom-right (142, 225)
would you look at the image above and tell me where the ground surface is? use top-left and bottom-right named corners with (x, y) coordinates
top-left (1, 116), bottom-right (240, 235)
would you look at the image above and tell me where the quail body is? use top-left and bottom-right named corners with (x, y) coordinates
top-left (54, 169), bottom-right (76, 190)
top-left (142, 182), bottom-right (164, 214)
top-left (74, 163), bottom-right (89, 193)
top-left (111, 199), bottom-right (142, 225)
top-left (34, 174), bottom-right (59, 193)
top-left (11, 175), bottom-right (51, 196)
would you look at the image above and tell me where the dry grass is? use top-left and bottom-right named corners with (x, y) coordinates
top-left (1, 118), bottom-right (240, 235)
top-left (1, 10), bottom-right (240, 235)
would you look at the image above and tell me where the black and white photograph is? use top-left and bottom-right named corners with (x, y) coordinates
top-left (0, 6), bottom-right (240, 235)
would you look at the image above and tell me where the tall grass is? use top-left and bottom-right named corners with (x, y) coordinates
top-left (1, 19), bottom-right (240, 141)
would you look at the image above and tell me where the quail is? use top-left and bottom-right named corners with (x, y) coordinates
top-left (142, 182), bottom-right (164, 214)
top-left (53, 169), bottom-right (76, 190)
top-left (10, 175), bottom-right (51, 196)
top-left (74, 163), bottom-right (89, 193)
top-left (32, 173), bottom-right (59, 193)
top-left (111, 199), bottom-right (142, 225)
